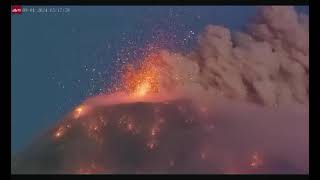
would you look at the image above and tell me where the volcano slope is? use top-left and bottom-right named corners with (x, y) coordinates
top-left (11, 98), bottom-right (308, 174)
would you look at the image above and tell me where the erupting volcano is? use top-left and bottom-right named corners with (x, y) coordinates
top-left (120, 53), bottom-right (164, 98)
top-left (11, 6), bottom-right (309, 174)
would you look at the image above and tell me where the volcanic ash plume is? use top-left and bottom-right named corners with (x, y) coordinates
top-left (155, 6), bottom-right (309, 108)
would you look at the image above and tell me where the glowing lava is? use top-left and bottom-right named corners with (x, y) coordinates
top-left (250, 152), bottom-right (263, 168)
top-left (134, 81), bottom-right (151, 97)
top-left (74, 105), bottom-right (85, 119)
top-left (53, 127), bottom-right (65, 139)
top-left (120, 52), bottom-right (166, 98)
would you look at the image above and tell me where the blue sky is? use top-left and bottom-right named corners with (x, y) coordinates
top-left (11, 6), bottom-right (309, 154)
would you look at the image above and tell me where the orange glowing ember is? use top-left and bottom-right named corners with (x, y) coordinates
top-left (55, 132), bottom-right (62, 138)
top-left (74, 105), bottom-right (85, 119)
top-left (54, 127), bottom-right (65, 139)
top-left (151, 127), bottom-right (160, 136)
top-left (76, 163), bottom-right (107, 174)
top-left (250, 152), bottom-right (263, 168)
top-left (147, 141), bottom-right (157, 150)
top-left (120, 53), bottom-right (166, 97)
top-left (127, 123), bottom-right (133, 131)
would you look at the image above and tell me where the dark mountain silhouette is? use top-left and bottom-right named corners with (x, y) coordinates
top-left (11, 98), bottom-right (308, 174)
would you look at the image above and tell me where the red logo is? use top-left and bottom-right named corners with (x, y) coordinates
top-left (12, 5), bottom-right (22, 15)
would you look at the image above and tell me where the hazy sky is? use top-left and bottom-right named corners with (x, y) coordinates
top-left (11, 6), bottom-right (308, 153)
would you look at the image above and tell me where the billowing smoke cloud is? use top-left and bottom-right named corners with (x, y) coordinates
top-left (156, 6), bottom-right (308, 108)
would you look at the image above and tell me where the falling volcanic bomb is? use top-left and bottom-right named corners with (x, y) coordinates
top-left (11, 6), bottom-right (308, 174)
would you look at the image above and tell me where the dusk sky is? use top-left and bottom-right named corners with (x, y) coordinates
top-left (11, 6), bottom-right (308, 154)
